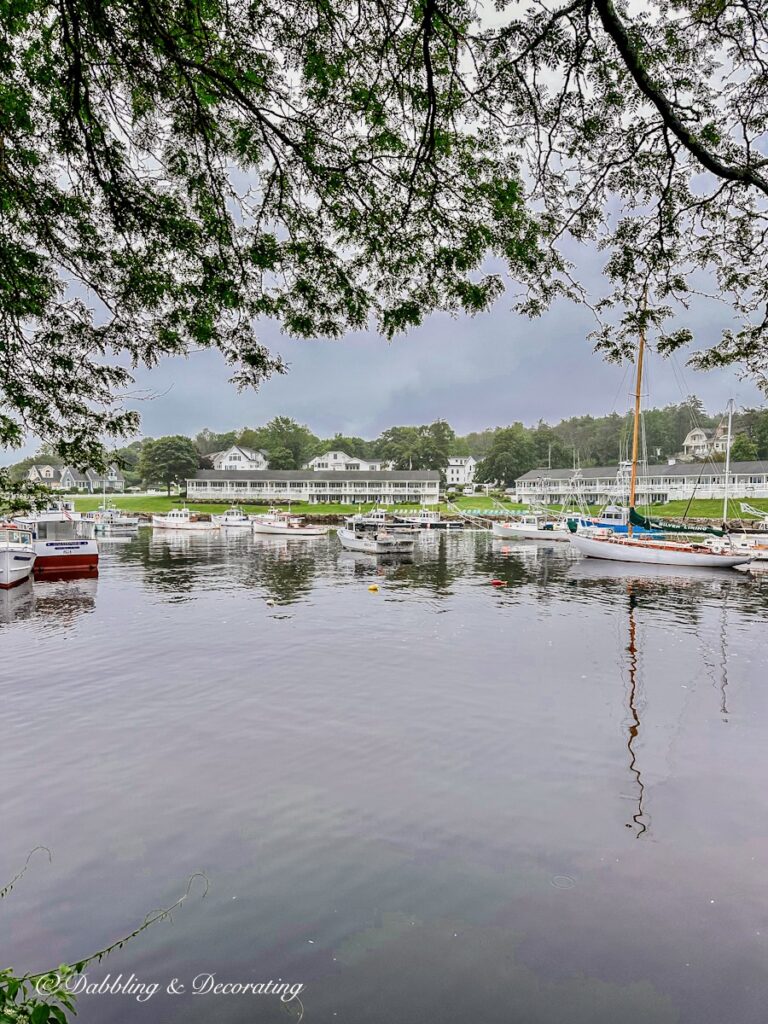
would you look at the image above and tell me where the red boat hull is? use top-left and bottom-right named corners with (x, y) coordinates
top-left (33, 541), bottom-right (99, 576)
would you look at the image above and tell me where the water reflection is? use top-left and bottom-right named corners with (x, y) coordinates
top-left (624, 585), bottom-right (648, 838)
top-left (105, 528), bottom-right (768, 621)
top-left (3, 531), bottom-right (768, 1024)
top-left (0, 575), bottom-right (98, 629)
top-left (0, 579), bottom-right (35, 625)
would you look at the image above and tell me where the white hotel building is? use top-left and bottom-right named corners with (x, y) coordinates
top-left (187, 469), bottom-right (441, 505)
top-left (513, 460), bottom-right (768, 505)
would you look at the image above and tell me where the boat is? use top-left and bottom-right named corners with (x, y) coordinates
top-left (569, 531), bottom-right (750, 567)
top-left (567, 314), bottom-right (751, 569)
top-left (577, 504), bottom-right (659, 535)
top-left (492, 513), bottom-right (570, 541)
top-left (83, 505), bottom-right (140, 528)
top-left (337, 524), bottom-right (416, 554)
top-left (13, 508), bottom-right (99, 575)
top-left (211, 507), bottom-right (252, 528)
top-left (249, 507), bottom-right (286, 522)
top-left (394, 508), bottom-right (462, 530)
top-left (0, 524), bottom-right (37, 589)
top-left (151, 508), bottom-right (219, 531)
top-left (252, 513), bottom-right (328, 537)
top-left (346, 508), bottom-right (390, 527)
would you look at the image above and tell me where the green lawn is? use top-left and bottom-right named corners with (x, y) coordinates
top-left (70, 493), bottom-right (768, 520)
top-left (641, 498), bottom-right (768, 519)
top-left (72, 495), bottom-right (439, 516)
top-left (71, 493), bottom-right (525, 517)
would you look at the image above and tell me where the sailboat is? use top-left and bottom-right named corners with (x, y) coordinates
top-left (568, 312), bottom-right (751, 569)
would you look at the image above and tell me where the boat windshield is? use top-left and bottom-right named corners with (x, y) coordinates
top-left (2, 529), bottom-right (32, 545)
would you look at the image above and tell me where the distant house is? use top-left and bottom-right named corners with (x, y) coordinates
top-left (209, 446), bottom-right (269, 471)
top-left (304, 450), bottom-right (391, 472)
top-left (26, 463), bottom-right (125, 493)
top-left (681, 426), bottom-right (727, 459)
top-left (444, 455), bottom-right (477, 487)
top-left (26, 464), bottom-right (64, 488)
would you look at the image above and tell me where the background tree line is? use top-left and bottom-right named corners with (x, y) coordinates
top-left (7, 399), bottom-right (768, 492)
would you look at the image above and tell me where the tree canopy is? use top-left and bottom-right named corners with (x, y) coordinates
top-left (3, 0), bottom-right (768, 477)
top-left (138, 434), bottom-right (198, 493)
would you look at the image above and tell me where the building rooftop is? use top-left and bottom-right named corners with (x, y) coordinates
top-left (515, 460), bottom-right (768, 482)
top-left (191, 469), bottom-right (440, 481)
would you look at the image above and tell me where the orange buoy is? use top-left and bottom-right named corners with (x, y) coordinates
top-left (490, 579), bottom-right (507, 587)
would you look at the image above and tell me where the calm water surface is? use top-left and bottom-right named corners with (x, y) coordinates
top-left (2, 529), bottom-right (768, 1023)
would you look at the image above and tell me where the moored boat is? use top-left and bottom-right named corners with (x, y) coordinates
top-left (0, 524), bottom-right (37, 589)
top-left (346, 508), bottom-right (390, 528)
top-left (569, 531), bottom-right (751, 568)
top-left (567, 316), bottom-right (751, 570)
top-left (252, 513), bottom-right (328, 537)
top-left (492, 514), bottom-right (570, 541)
top-left (151, 508), bottom-right (219, 531)
top-left (394, 508), bottom-right (462, 530)
top-left (83, 505), bottom-right (140, 528)
top-left (337, 525), bottom-right (416, 554)
top-left (12, 512), bottom-right (99, 575)
top-left (211, 507), bottom-right (252, 528)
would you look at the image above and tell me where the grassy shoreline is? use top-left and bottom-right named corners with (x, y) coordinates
top-left (69, 495), bottom-right (523, 516)
top-left (68, 494), bottom-right (768, 520)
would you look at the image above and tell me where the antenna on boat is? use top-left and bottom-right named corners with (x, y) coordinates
top-left (722, 398), bottom-right (735, 522)
top-left (627, 290), bottom-right (648, 538)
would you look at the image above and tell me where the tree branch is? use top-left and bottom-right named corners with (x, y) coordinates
top-left (593, 0), bottom-right (768, 196)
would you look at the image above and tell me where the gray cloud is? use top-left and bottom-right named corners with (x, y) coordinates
top-left (2, 268), bottom-right (764, 465)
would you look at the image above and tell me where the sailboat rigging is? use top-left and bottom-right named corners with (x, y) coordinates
top-left (568, 303), bottom-right (751, 568)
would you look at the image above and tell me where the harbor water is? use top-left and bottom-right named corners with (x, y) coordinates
top-left (2, 529), bottom-right (767, 1023)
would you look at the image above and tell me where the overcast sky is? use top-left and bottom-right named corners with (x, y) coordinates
top-left (124, 295), bottom-right (763, 441)
top-left (2, 260), bottom-right (765, 465)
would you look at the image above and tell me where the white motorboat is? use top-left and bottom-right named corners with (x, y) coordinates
top-left (394, 508), bottom-right (462, 530)
top-left (346, 508), bottom-right (390, 527)
top-left (151, 508), bottom-right (219, 531)
top-left (212, 507), bottom-right (252, 528)
top-left (252, 514), bottom-right (328, 537)
top-left (492, 514), bottom-right (570, 541)
top-left (13, 508), bottom-right (99, 575)
top-left (0, 524), bottom-right (37, 589)
top-left (83, 505), bottom-right (140, 528)
top-left (337, 526), bottom-right (416, 554)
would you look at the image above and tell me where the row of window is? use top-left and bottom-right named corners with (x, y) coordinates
top-left (522, 474), bottom-right (768, 488)
top-left (194, 480), bottom-right (437, 488)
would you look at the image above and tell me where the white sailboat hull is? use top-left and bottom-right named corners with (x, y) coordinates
top-left (337, 528), bottom-right (415, 554)
top-left (569, 532), bottom-right (751, 568)
top-left (492, 522), bottom-right (570, 541)
top-left (0, 546), bottom-right (36, 588)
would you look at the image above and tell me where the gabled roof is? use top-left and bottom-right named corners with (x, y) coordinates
top-left (29, 464), bottom-right (63, 481)
top-left (685, 427), bottom-right (716, 439)
top-left (211, 445), bottom-right (268, 461)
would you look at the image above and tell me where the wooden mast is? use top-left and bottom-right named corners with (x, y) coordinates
top-left (627, 305), bottom-right (647, 538)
